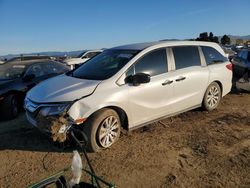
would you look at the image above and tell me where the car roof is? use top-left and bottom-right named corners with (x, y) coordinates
top-left (6, 56), bottom-right (51, 62)
top-left (86, 49), bottom-right (103, 52)
top-left (111, 40), bottom-right (226, 56)
top-left (3, 59), bottom-right (58, 67)
top-left (112, 40), bottom-right (221, 49)
top-left (111, 41), bottom-right (163, 50)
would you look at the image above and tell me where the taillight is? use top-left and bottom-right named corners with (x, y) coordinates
top-left (226, 63), bottom-right (233, 71)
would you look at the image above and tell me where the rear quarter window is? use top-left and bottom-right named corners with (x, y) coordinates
top-left (202, 46), bottom-right (228, 65)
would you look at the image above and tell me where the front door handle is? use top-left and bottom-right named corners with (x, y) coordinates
top-left (162, 80), bottom-right (173, 86)
top-left (175, 76), bottom-right (186, 82)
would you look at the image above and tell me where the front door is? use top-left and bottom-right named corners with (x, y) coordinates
top-left (126, 48), bottom-right (174, 128)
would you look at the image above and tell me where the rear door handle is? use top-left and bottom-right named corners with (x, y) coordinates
top-left (175, 76), bottom-right (186, 82)
top-left (162, 80), bottom-right (173, 86)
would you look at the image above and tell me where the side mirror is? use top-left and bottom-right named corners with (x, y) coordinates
top-left (22, 74), bottom-right (35, 81)
top-left (125, 73), bottom-right (150, 86)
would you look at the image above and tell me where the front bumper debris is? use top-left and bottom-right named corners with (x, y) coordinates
top-left (25, 98), bottom-right (76, 142)
top-left (26, 111), bottom-right (74, 143)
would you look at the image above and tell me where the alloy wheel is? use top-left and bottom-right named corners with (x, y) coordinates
top-left (98, 116), bottom-right (120, 148)
top-left (206, 85), bottom-right (220, 108)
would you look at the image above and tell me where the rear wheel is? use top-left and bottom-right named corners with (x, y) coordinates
top-left (1, 94), bottom-right (19, 119)
top-left (82, 108), bottom-right (121, 152)
top-left (202, 82), bottom-right (222, 111)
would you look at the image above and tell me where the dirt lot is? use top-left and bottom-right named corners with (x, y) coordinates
top-left (0, 92), bottom-right (249, 188)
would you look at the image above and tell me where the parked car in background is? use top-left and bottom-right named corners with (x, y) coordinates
top-left (222, 45), bottom-right (237, 62)
top-left (232, 49), bottom-right (250, 78)
top-left (236, 78), bottom-right (250, 92)
top-left (0, 59), bottom-right (69, 119)
top-left (25, 41), bottom-right (232, 152)
top-left (64, 50), bottom-right (103, 69)
top-left (5, 55), bottom-right (52, 63)
top-left (0, 60), bottom-right (5, 65)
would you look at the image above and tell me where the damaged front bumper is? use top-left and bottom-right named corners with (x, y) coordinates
top-left (26, 110), bottom-right (75, 143)
top-left (25, 99), bottom-right (76, 142)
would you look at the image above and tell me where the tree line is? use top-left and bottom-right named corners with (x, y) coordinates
top-left (194, 32), bottom-right (231, 45)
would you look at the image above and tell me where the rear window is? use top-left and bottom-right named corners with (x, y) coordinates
top-left (172, 46), bottom-right (201, 69)
top-left (202, 46), bottom-right (227, 65)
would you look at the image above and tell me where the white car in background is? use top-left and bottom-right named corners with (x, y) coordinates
top-left (25, 41), bottom-right (232, 152)
top-left (64, 50), bottom-right (103, 69)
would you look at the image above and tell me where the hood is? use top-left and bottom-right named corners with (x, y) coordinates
top-left (27, 74), bottom-right (101, 103)
top-left (64, 58), bottom-right (89, 65)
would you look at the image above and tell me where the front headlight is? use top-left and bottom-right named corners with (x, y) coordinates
top-left (40, 103), bottom-right (71, 116)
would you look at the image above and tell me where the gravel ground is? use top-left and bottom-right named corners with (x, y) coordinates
top-left (0, 92), bottom-right (249, 188)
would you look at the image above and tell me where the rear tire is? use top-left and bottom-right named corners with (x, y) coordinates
top-left (82, 108), bottom-right (121, 152)
top-left (202, 82), bottom-right (222, 111)
top-left (1, 94), bottom-right (19, 119)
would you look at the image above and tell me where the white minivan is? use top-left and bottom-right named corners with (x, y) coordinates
top-left (25, 41), bottom-right (232, 152)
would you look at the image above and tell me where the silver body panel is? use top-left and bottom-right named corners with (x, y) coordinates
top-left (25, 41), bottom-right (232, 130)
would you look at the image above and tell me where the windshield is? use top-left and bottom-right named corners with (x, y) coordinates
top-left (71, 49), bottom-right (139, 80)
top-left (0, 64), bottom-right (26, 80)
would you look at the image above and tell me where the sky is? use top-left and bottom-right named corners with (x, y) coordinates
top-left (0, 0), bottom-right (249, 55)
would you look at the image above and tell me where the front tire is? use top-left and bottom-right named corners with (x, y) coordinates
top-left (1, 94), bottom-right (19, 119)
top-left (202, 82), bottom-right (222, 111)
top-left (82, 108), bottom-right (121, 152)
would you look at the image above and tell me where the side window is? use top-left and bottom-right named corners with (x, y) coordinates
top-left (26, 64), bottom-right (45, 77)
top-left (202, 46), bottom-right (227, 65)
top-left (172, 46), bottom-right (201, 69)
top-left (44, 62), bottom-right (68, 74)
top-left (241, 51), bottom-right (248, 60)
top-left (237, 51), bottom-right (243, 59)
top-left (247, 52), bottom-right (250, 62)
top-left (133, 49), bottom-right (168, 77)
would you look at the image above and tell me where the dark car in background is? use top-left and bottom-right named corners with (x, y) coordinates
top-left (5, 55), bottom-right (52, 63)
top-left (0, 59), bottom-right (70, 119)
top-left (232, 49), bottom-right (250, 79)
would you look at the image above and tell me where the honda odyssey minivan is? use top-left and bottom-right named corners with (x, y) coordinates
top-left (24, 41), bottom-right (232, 152)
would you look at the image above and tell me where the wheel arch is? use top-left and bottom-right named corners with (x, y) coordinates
top-left (203, 80), bottom-right (223, 100)
top-left (4, 90), bottom-right (25, 107)
top-left (87, 106), bottom-right (129, 130)
top-left (212, 80), bottom-right (223, 95)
